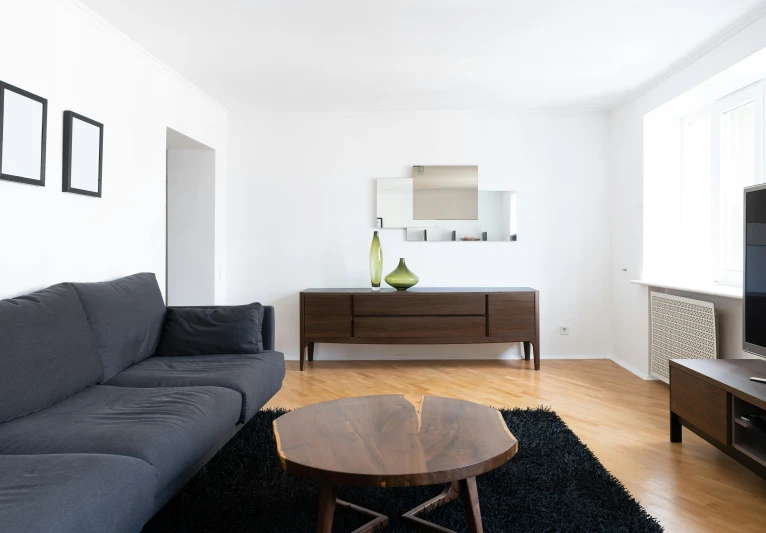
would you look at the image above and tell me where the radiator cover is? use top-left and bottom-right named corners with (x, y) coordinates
top-left (650, 291), bottom-right (717, 383)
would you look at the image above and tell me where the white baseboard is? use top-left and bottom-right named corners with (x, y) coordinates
top-left (607, 356), bottom-right (656, 381)
top-left (284, 352), bottom-right (657, 381)
top-left (284, 353), bottom-right (612, 361)
top-left (539, 354), bottom-right (611, 360)
top-left (284, 351), bottom-right (659, 382)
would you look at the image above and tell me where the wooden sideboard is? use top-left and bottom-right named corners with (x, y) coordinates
top-left (670, 358), bottom-right (766, 479)
top-left (299, 288), bottom-right (539, 371)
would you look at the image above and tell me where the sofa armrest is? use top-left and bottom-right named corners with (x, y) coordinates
top-left (165, 305), bottom-right (275, 351)
top-left (262, 305), bottom-right (275, 352)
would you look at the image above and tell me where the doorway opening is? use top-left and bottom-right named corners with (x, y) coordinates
top-left (166, 128), bottom-right (215, 306)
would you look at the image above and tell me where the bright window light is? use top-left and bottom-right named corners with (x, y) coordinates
top-left (643, 50), bottom-right (766, 287)
top-left (675, 83), bottom-right (764, 286)
top-left (681, 114), bottom-right (712, 279)
top-left (720, 101), bottom-right (757, 273)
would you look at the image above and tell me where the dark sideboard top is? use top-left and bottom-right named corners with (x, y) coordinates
top-left (301, 287), bottom-right (537, 294)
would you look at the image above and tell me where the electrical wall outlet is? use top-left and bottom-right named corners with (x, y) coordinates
top-left (559, 326), bottom-right (569, 335)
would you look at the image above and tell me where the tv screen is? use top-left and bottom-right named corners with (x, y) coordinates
top-left (744, 184), bottom-right (766, 358)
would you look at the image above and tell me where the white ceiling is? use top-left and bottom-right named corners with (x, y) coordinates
top-left (80, 0), bottom-right (766, 112)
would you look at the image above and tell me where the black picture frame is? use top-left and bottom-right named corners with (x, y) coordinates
top-left (0, 80), bottom-right (48, 186)
top-left (63, 110), bottom-right (103, 197)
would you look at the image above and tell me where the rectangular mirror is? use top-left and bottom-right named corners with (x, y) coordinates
top-left (63, 111), bottom-right (103, 197)
top-left (376, 178), bottom-right (435, 229)
top-left (407, 191), bottom-right (518, 242)
top-left (413, 165), bottom-right (478, 220)
top-left (0, 81), bottom-right (47, 186)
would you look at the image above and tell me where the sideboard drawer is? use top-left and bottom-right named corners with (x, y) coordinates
top-left (303, 294), bottom-right (351, 338)
top-left (353, 293), bottom-right (485, 316)
top-left (670, 366), bottom-right (729, 445)
top-left (354, 316), bottom-right (486, 338)
top-left (487, 293), bottom-right (536, 337)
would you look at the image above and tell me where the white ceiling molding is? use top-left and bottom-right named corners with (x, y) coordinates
top-left (613, 2), bottom-right (766, 110)
top-left (64, 0), bottom-right (228, 115)
top-left (76, 0), bottom-right (766, 112)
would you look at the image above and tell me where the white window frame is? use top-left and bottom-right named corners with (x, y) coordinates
top-left (711, 83), bottom-right (764, 286)
top-left (681, 82), bottom-right (764, 287)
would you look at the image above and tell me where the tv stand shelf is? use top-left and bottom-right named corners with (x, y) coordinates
top-left (670, 358), bottom-right (766, 479)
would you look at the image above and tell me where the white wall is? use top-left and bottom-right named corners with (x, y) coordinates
top-left (167, 148), bottom-right (215, 305)
top-left (227, 111), bottom-right (612, 362)
top-left (610, 13), bottom-right (766, 373)
top-left (0, 0), bottom-right (228, 299)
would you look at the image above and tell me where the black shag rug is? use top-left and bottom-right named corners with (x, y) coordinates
top-left (143, 407), bottom-right (662, 533)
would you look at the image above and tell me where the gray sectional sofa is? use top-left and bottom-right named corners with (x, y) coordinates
top-left (0, 273), bottom-right (285, 533)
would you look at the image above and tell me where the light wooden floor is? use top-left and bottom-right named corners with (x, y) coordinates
top-left (266, 358), bottom-right (766, 532)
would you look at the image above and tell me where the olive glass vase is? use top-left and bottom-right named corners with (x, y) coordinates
top-left (369, 231), bottom-right (383, 290)
top-left (385, 258), bottom-right (419, 291)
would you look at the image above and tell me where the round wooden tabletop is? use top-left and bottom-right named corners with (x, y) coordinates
top-left (273, 394), bottom-right (518, 488)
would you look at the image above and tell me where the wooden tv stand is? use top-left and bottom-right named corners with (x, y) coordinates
top-left (670, 358), bottom-right (766, 479)
top-left (299, 287), bottom-right (539, 371)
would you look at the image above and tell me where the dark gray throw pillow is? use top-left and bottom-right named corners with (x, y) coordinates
top-left (155, 303), bottom-right (264, 356)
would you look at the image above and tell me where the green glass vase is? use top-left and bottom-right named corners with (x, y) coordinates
top-left (385, 258), bottom-right (419, 291)
top-left (369, 231), bottom-right (383, 291)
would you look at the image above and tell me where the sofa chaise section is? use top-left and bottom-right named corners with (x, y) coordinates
top-left (0, 454), bottom-right (158, 533)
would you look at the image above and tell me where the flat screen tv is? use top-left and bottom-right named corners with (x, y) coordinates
top-left (743, 184), bottom-right (766, 364)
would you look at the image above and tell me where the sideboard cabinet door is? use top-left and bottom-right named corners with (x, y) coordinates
top-left (304, 294), bottom-right (352, 338)
top-left (670, 366), bottom-right (729, 445)
top-left (487, 293), bottom-right (536, 338)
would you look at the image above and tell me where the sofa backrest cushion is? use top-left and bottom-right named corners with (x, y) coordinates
top-left (0, 283), bottom-right (103, 423)
top-left (72, 273), bottom-right (166, 381)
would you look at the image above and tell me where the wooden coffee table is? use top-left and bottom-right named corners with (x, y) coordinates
top-left (273, 394), bottom-right (518, 533)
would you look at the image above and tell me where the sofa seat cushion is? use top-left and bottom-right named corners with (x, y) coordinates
top-left (0, 385), bottom-right (240, 488)
top-left (0, 453), bottom-right (158, 533)
top-left (72, 273), bottom-right (167, 381)
top-left (107, 351), bottom-right (286, 423)
top-left (0, 283), bottom-right (102, 423)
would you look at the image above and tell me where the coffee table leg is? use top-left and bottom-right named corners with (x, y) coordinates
top-left (317, 482), bottom-right (337, 533)
top-left (459, 477), bottom-right (483, 533)
top-left (318, 479), bottom-right (482, 533)
top-left (316, 482), bottom-right (389, 533)
top-left (402, 478), bottom-right (483, 533)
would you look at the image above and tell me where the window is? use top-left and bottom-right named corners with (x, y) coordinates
top-left (681, 83), bottom-right (764, 286)
top-left (681, 114), bottom-right (712, 278)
